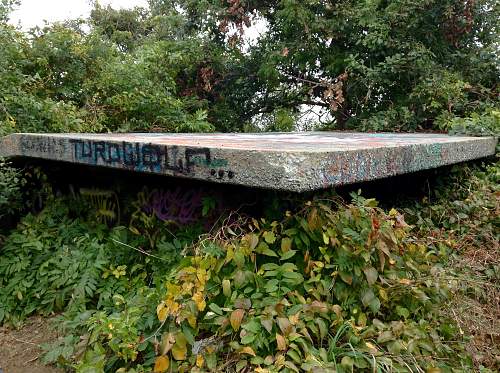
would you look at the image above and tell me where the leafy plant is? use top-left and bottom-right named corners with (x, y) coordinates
top-left (1, 160), bottom-right (498, 372)
top-left (0, 157), bottom-right (23, 219)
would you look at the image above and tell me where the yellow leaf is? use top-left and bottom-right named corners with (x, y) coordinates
top-left (192, 291), bottom-right (206, 311)
top-left (275, 354), bottom-right (286, 366)
top-left (289, 313), bottom-right (300, 325)
top-left (165, 299), bottom-right (180, 316)
top-left (196, 268), bottom-right (207, 286)
top-left (365, 342), bottom-right (378, 353)
top-left (379, 288), bottom-right (388, 301)
top-left (196, 354), bottom-right (204, 368)
top-left (187, 314), bottom-right (197, 328)
top-left (255, 368), bottom-right (270, 373)
top-left (157, 302), bottom-right (168, 322)
top-left (172, 345), bottom-right (187, 361)
top-left (276, 333), bottom-right (287, 350)
top-left (153, 356), bottom-right (170, 372)
top-left (263, 231), bottom-right (276, 244)
top-left (230, 309), bottom-right (245, 331)
top-left (239, 346), bottom-right (256, 356)
top-left (427, 368), bottom-right (441, 373)
top-left (399, 278), bottom-right (412, 285)
top-left (322, 232), bottom-right (329, 245)
top-left (331, 304), bottom-right (342, 319)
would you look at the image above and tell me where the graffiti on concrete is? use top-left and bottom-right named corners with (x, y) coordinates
top-left (19, 135), bottom-right (67, 155)
top-left (144, 188), bottom-right (204, 225)
top-left (68, 139), bottom-right (234, 179)
top-left (1, 132), bottom-right (496, 192)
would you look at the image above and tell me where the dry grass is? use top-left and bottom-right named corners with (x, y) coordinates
top-left (443, 231), bottom-right (500, 371)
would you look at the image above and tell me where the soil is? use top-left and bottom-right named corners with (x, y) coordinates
top-left (0, 316), bottom-right (62, 373)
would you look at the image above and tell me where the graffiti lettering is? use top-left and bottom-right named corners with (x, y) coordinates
top-left (68, 140), bottom-right (234, 179)
top-left (20, 136), bottom-right (66, 155)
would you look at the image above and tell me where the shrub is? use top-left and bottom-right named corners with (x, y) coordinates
top-left (0, 158), bottom-right (23, 219)
top-left (1, 161), bottom-right (498, 372)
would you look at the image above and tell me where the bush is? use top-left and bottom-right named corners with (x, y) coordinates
top-left (0, 158), bottom-right (23, 219)
top-left (447, 109), bottom-right (500, 137)
top-left (1, 161), bottom-right (498, 372)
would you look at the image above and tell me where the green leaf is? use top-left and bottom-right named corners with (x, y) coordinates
top-left (234, 249), bottom-right (245, 267)
top-left (261, 263), bottom-right (280, 271)
top-left (287, 349), bottom-right (302, 364)
top-left (316, 318), bottom-right (328, 339)
top-left (377, 330), bottom-right (394, 343)
top-left (280, 250), bottom-right (297, 260)
top-left (257, 241), bottom-right (278, 257)
top-left (368, 297), bottom-right (381, 313)
top-left (222, 279), bottom-right (231, 297)
top-left (240, 332), bottom-right (256, 344)
top-left (396, 306), bottom-right (410, 319)
top-left (208, 303), bottom-right (223, 315)
top-left (339, 271), bottom-right (353, 285)
top-left (361, 289), bottom-right (375, 307)
top-left (205, 353), bottom-right (217, 370)
top-left (263, 231), bottom-right (276, 244)
top-left (341, 356), bottom-right (354, 368)
top-left (243, 319), bottom-right (261, 334)
top-left (261, 318), bottom-right (273, 333)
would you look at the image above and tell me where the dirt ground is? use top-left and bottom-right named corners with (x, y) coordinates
top-left (0, 316), bottom-right (62, 373)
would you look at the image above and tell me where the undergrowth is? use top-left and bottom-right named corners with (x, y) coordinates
top-left (0, 157), bottom-right (24, 220)
top-left (0, 159), bottom-right (498, 372)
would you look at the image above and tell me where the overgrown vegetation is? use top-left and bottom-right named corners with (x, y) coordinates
top-left (0, 1), bottom-right (499, 372)
top-left (0, 157), bottom-right (23, 219)
top-left (0, 159), bottom-right (497, 372)
top-left (0, 0), bottom-right (499, 133)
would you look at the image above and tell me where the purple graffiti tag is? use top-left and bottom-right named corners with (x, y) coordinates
top-left (144, 188), bottom-right (204, 225)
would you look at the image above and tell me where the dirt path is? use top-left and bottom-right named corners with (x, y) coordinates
top-left (0, 316), bottom-right (62, 373)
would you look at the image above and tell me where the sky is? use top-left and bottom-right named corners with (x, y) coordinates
top-left (9, 0), bottom-right (149, 29)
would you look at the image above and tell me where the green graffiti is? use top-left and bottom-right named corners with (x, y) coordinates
top-left (192, 156), bottom-right (228, 168)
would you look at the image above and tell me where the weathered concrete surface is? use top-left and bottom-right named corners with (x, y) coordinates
top-left (0, 132), bottom-right (497, 191)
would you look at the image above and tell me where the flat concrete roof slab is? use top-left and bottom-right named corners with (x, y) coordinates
top-left (0, 132), bottom-right (497, 191)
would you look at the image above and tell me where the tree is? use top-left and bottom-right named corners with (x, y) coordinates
top-left (0, 0), bottom-right (498, 134)
top-left (0, 0), bottom-right (18, 22)
top-left (151, 0), bottom-right (499, 132)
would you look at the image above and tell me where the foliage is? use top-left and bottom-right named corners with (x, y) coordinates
top-left (0, 199), bottom-right (109, 325)
top-left (148, 0), bottom-right (500, 131)
top-left (447, 109), bottom-right (500, 137)
top-left (0, 157), bottom-right (23, 219)
top-left (1, 0), bottom-right (498, 133)
top-left (0, 8), bottom-right (214, 134)
top-left (136, 196), bottom-right (467, 372)
top-left (0, 0), bottom-right (18, 22)
top-left (0, 160), bottom-right (498, 372)
top-left (403, 160), bottom-right (500, 371)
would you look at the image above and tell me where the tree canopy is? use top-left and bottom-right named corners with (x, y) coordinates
top-left (0, 0), bottom-right (498, 134)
